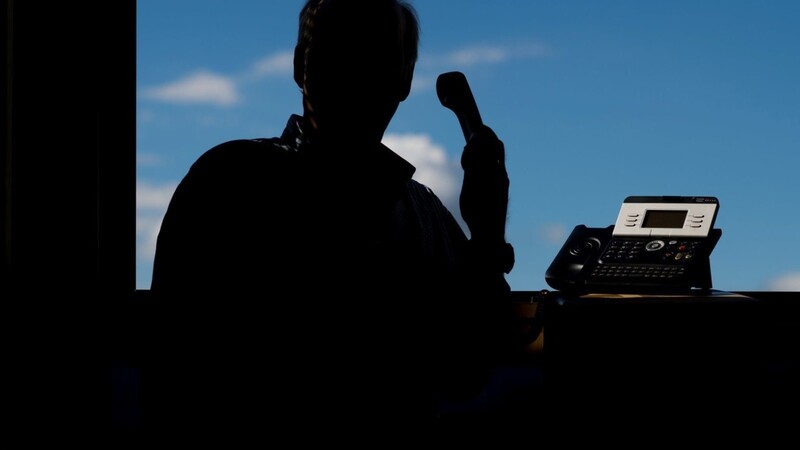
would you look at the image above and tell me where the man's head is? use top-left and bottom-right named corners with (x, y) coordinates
top-left (294, 0), bottom-right (420, 144)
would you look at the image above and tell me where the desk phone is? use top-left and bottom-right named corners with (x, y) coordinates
top-left (545, 196), bottom-right (721, 295)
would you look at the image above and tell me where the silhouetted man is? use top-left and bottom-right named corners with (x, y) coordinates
top-left (149, 0), bottom-right (514, 437)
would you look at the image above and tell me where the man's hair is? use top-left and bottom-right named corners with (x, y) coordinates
top-left (297, 0), bottom-right (420, 69)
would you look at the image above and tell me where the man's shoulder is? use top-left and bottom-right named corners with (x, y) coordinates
top-left (194, 137), bottom-right (297, 167)
top-left (404, 179), bottom-right (440, 205)
top-left (180, 138), bottom-right (300, 183)
top-left (403, 179), bottom-right (461, 225)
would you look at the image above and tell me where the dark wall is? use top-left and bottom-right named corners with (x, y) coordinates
top-left (3, 0), bottom-right (136, 432)
top-left (4, 1), bottom-right (135, 296)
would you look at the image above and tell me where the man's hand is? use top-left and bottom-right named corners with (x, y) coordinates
top-left (460, 124), bottom-right (509, 244)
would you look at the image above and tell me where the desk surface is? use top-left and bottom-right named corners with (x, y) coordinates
top-left (514, 288), bottom-right (758, 304)
top-left (508, 289), bottom-right (773, 360)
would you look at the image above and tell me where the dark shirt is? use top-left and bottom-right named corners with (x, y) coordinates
top-left (149, 114), bottom-right (512, 432)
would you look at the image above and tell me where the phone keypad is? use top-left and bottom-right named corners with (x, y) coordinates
top-left (600, 238), bottom-right (704, 265)
top-left (591, 237), bottom-right (707, 285)
top-left (590, 263), bottom-right (687, 282)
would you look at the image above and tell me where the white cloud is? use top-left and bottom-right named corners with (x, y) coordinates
top-left (137, 152), bottom-right (163, 168)
top-left (137, 214), bottom-right (163, 262)
top-left (513, 41), bottom-right (552, 58)
top-left (136, 181), bottom-right (178, 263)
top-left (766, 272), bottom-right (800, 291)
top-left (138, 109), bottom-right (155, 123)
top-left (446, 45), bottom-right (509, 66)
top-left (382, 133), bottom-right (461, 213)
top-left (246, 51), bottom-right (294, 79)
top-left (409, 74), bottom-right (434, 95)
top-left (540, 223), bottom-right (567, 245)
top-left (423, 41), bottom-right (551, 69)
top-left (137, 181), bottom-right (178, 210)
top-left (140, 49), bottom-right (295, 108)
top-left (141, 70), bottom-right (240, 106)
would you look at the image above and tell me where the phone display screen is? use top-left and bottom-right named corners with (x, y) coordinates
top-left (642, 210), bottom-right (687, 229)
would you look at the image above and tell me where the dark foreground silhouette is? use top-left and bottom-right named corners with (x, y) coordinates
top-left (147, 0), bottom-right (515, 437)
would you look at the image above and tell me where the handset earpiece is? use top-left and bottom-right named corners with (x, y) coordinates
top-left (436, 71), bottom-right (483, 143)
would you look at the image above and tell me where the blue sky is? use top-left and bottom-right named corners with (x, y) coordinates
top-left (137, 0), bottom-right (800, 292)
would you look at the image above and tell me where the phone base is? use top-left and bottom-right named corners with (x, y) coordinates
top-left (545, 224), bottom-right (720, 296)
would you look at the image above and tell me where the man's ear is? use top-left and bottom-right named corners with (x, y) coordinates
top-left (399, 61), bottom-right (415, 101)
top-left (293, 45), bottom-right (304, 89)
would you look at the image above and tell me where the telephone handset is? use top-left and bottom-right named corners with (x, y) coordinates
top-left (436, 71), bottom-right (515, 274)
top-left (436, 71), bottom-right (483, 142)
top-left (545, 196), bottom-right (722, 295)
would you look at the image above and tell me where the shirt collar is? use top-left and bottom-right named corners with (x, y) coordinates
top-left (281, 114), bottom-right (417, 185)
